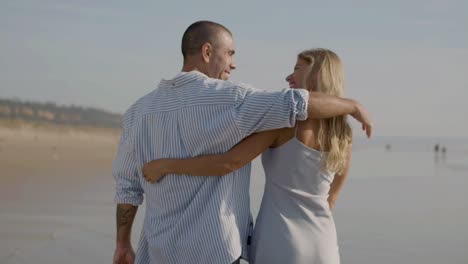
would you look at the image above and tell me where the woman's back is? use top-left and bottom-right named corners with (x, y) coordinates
top-left (265, 122), bottom-right (334, 194)
top-left (251, 123), bottom-right (340, 264)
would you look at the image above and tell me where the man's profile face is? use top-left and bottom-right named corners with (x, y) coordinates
top-left (209, 32), bottom-right (236, 80)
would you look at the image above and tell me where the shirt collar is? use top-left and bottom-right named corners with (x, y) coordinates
top-left (159, 71), bottom-right (209, 88)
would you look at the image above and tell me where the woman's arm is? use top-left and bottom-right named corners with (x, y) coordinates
top-left (328, 143), bottom-right (352, 210)
top-left (142, 129), bottom-right (281, 183)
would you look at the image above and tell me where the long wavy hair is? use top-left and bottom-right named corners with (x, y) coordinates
top-left (298, 48), bottom-right (352, 174)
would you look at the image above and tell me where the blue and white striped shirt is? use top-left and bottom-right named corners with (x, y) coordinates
top-left (112, 71), bottom-right (309, 264)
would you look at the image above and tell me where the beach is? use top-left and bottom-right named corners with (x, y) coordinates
top-left (0, 121), bottom-right (128, 264)
top-left (1, 121), bottom-right (467, 263)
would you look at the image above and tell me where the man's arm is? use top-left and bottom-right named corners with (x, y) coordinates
top-left (308, 92), bottom-right (372, 138)
top-left (113, 204), bottom-right (138, 264)
top-left (307, 91), bottom-right (356, 119)
top-left (231, 85), bottom-right (372, 139)
top-left (116, 204), bottom-right (138, 245)
top-left (231, 86), bottom-right (309, 137)
top-left (112, 117), bottom-right (144, 263)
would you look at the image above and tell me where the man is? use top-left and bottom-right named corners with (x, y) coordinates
top-left (113, 20), bottom-right (372, 264)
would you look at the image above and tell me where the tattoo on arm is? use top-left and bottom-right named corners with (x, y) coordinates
top-left (117, 204), bottom-right (137, 227)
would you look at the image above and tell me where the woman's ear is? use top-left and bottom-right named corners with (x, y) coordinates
top-left (309, 73), bottom-right (319, 91)
top-left (304, 68), bottom-right (318, 91)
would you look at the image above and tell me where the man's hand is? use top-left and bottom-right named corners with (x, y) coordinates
top-left (113, 244), bottom-right (135, 264)
top-left (350, 103), bottom-right (373, 138)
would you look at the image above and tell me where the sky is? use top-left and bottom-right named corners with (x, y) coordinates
top-left (1, 0), bottom-right (467, 137)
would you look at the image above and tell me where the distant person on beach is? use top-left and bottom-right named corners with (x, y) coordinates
top-left (441, 146), bottom-right (447, 161)
top-left (144, 49), bottom-right (362, 263)
top-left (112, 21), bottom-right (372, 264)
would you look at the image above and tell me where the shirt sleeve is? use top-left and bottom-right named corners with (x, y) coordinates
top-left (112, 117), bottom-right (144, 206)
top-left (231, 85), bottom-right (309, 137)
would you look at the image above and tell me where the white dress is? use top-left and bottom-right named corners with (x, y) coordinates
top-left (251, 135), bottom-right (340, 264)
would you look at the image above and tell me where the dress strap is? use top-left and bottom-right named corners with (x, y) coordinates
top-left (294, 122), bottom-right (300, 138)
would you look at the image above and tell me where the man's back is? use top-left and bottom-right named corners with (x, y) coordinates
top-left (113, 71), bottom-right (308, 264)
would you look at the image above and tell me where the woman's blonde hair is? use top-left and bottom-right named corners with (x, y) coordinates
top-left (298, 48), bottom-right (352, 174)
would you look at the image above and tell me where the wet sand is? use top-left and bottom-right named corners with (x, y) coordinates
top-left (0, 122), bottom-right (126, 264)
top-left (1, 121), bottom-right (467, 263)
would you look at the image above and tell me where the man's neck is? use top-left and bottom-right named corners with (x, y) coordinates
top-left (181, 63), bottom-right (209, 76)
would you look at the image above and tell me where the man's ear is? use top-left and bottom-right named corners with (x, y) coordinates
top-left (201, 43), bottom-right (212, 63)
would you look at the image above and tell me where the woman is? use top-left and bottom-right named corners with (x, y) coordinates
top-left (143, 48), bottom-right (353, 264)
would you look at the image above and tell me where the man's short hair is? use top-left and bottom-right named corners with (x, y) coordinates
top-left (181, 21), bottom-right (232, 59)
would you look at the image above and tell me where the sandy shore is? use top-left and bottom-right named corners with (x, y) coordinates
top-left (1, 120), bottom-right (467, 263)
top-left (0, 120), bottom-right (125, 264)
top-left (0, 121), bottom-right (120, 202)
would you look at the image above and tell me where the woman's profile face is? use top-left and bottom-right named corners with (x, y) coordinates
top-left (285, 57), bottom-right (309, 89)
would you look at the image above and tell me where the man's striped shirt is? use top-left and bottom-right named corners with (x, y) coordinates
top-left (112, 71), bottom-right (309, 264)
